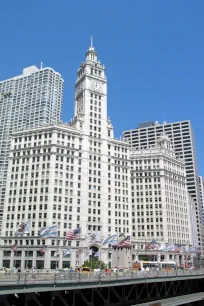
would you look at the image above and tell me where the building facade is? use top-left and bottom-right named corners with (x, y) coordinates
top-left (0, 42), bottom-right (132, 269)
top-left (0, 66), bottom-right (63, 230)
top-left (129, 134), bottom-right (198, 265)
top-left (131, 133), bottom-right (191, 245)
top-left (199, 176), bottom-right (204, 221)
top-left (123, 121), bottom-right (203, 251)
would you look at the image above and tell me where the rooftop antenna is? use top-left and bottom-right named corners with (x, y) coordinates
top-left (40, 62), bottom-right (43, 69)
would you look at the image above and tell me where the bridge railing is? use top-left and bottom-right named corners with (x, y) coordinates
top-left (0, 269), bottom-right (204, 285)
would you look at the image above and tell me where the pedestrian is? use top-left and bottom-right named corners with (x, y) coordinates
top-left (32, 267), bottom-right (36, 280)
top-left (17, 267), bottom-right (21, 282)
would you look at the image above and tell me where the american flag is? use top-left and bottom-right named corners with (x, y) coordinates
top-left (39, 247), bottom-right (46, 254)
top-left (173, 244), bottom-right (182, 253)
top-left (196, 247), bottom-right (201, 254)
top-left (118, 236), bottom-right (131, 248)
top-left (66, 227), bottom-right (81, 240)
top-left (11, 244), bottom-right (17, 252)
top-left (145, 239), bottom-right (158, 250)
top-left (76, 248), bottom-right (83, 257)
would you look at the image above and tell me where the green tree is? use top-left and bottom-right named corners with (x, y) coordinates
top-left (82, 260), bottom-right (106, 270)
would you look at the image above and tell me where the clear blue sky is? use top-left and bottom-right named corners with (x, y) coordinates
top-left (0, 1), bottom-right (204, 175)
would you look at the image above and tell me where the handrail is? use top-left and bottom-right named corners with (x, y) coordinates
top-left (0, 269), bottom-right (203, 286)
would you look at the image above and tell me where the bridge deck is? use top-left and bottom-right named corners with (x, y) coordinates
top-left (0, 270), bottom-right (203, 295)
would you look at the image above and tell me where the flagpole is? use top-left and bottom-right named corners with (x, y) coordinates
top-left (130, 236), bottom-right (133, 272)
top-left (99, 232), bottom-right (102, 271)
top-left (55, 243), bottom-right (59, 270)
top-left (90, 249), bottom-right (92, 271)
top-left (26, 233), bottom-right (30, 270)
top-left (80, 238), bottom-right (82, 268)
top-left (25, 220), bottom-right (31, 270)
top-left (116, 232), bottom-right (119, 269)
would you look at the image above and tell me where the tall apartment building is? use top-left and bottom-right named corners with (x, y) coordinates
top-left (0, 66), bottom-right (63, 230)
top-left (123, 120), bottom-right (203, 250)
top-left (199, 176), bottom-right (204, 220)
top-left (0, 42), bottom-right (131, 269)
top-left (130, 134), bottom-right (197, 248)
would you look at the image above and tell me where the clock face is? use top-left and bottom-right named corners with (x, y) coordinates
top-left (91, 80), bottom-right (102, 92)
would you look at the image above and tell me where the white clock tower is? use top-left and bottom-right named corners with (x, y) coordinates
top-left (74, 38), bottom-right (111, 139)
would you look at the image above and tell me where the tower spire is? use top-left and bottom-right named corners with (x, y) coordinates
top-left (86, 37), bottom-right (97, 61)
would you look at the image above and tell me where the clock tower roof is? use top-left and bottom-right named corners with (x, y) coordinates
top-left (86, 36), bottom-right (97, 62)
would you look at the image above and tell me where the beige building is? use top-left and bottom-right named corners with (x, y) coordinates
top-left (130, 133), bottom-right (198, 264)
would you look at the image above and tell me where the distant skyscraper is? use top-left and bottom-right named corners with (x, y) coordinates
top-left (0, 65), bottom-right (63, 229)
top-left (123, 120), bottom-right (204, 250)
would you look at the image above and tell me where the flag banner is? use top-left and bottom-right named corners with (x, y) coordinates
top-left (173, 244), bottom-right (182, 252)
top-left (66, 227), bottom-right (81, 240)
top-left (181, 246), bottom-right (185, 252)
top-left (39, 247), bottom-right (46, 254)
top-left (40, 224), bottom-right (58, 237)
top-left (150, 239), bottom-right (158, 250)
top-left (145, 239), bottom-right (158, 250)
top-left (15, 220), bottom-right (30, 236)
top-left (94, 232), bottom-right (101, 243)
top-left (54, 251), bottom-right (59, 257)
top-left (189, 246), bottom-right (196, 253)
top-left (103, 234), bottom-right (117, 246)
top-left (11, 244), bottom-right (17, 252)
top-left (166, 244), bottom-right (175, 251)
top-left (85, 250), bottom-right (89, 258)
top-left (84, 233), bottom-right (92, 243)
top-left (112, 232), bottom-right (125, 246)
top-left (85, 232), bottom-right (100, 243)
top-left (63, 248), bottom-right (72, 257)
top-left (196, 247), bottom-right (201, 254)
top-left (89, 249), bottom-right (93, 256)
top-left (118, 236), bottom-right (131, 248)
top-left (76, 248), bottom-right (83, 257)
top-left (118, 233), bottom-right (125, 242)
top-left (111, 240), bottom-right (118, 246)
top-left (94, 251), bottom-right (100, 257)
top-left (184, 245), bottom-right (190, 252)
top-left (158, 243), bottom-right (166, 251)
top-left (110, 234), bottom-right (119, 246)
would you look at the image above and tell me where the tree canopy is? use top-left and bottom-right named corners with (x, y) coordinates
top-left (82, 260), bottom-right (106, 270)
